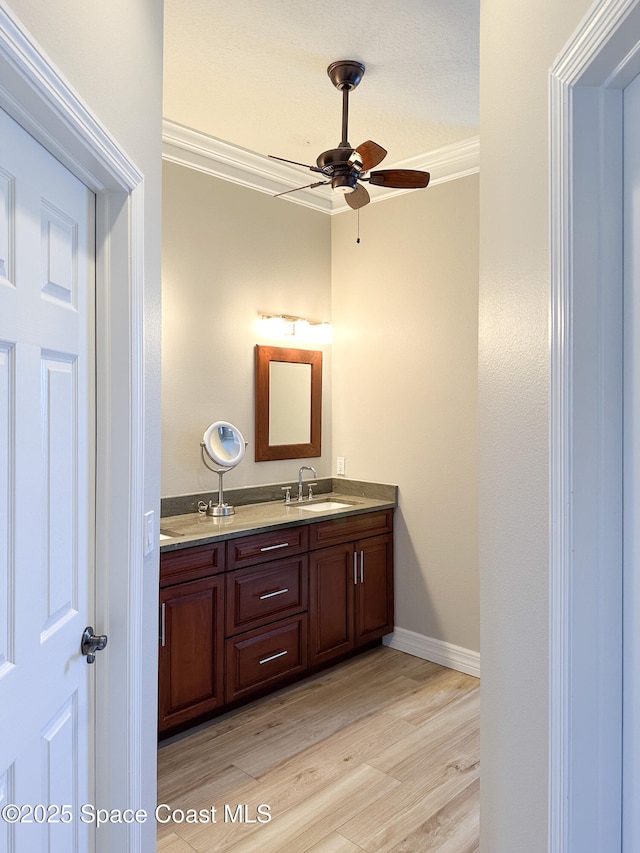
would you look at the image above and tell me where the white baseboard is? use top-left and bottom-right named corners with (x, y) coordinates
top-left (383, 627), bottom-right (481, 678)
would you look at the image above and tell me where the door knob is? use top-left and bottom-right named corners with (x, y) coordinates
top-left (81, 626), bottom-right (108, 664)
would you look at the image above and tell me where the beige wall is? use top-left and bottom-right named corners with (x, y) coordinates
top-left (478, 0), bottom-right (593, 849)
top-left (4, 1), bottom-right (163, 847)
top-left (162, 164), bottom-right (480, 656)
top-left (331, 176), bottom-right (480, 652)
top-left (162, 161), bottom-right (332, 497)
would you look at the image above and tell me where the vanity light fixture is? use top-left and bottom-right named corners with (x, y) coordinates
top-left (257, 313), bottom-right (332, 344)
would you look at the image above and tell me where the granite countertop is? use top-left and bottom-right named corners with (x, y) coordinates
top-left (159, 492), bottom-right (396, 552)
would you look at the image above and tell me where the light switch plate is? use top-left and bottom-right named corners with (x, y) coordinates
top-left (143, 510), bottom-right (155, 556)
top-left (337, 456), bottom-right (345, 475)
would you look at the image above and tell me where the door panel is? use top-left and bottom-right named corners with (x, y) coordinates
top-left (0, 107), bottom-right (95, 852)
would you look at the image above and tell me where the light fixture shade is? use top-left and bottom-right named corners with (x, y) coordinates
top-left (331, 173), bottom-right (357, 194)
top-left (257, 314), bottom-right (332, 344)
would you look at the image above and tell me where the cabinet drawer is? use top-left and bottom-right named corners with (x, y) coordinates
top-left (160, 541), bottom-right (225, 587)
top-left (308, 510), bottom-right (393, 550)
top-left (226, 525), bottom-right (308, 570)
top-left (226, 556), bottom-right (308, 636)
top-left (225, 614), bottom-right (308, 703)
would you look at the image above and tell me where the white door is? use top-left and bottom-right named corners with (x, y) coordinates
top-left (624, 69), bottom-right (640, 853)
top-left (0, 107), bottom-right (97, 851)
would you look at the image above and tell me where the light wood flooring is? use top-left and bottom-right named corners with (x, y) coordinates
top-left (157, 646), bottom-right (480, 853)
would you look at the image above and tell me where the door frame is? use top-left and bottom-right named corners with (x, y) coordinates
top-left (550, 0), bottom-right (640, 849)
top-left (0, 8), bottom-right (148, 852)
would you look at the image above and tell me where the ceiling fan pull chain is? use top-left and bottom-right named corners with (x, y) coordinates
top-left (356, 208), bottom-right (361, 244)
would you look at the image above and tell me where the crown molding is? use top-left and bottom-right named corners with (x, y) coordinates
top-left (162, 118), bottom-right (479, 215)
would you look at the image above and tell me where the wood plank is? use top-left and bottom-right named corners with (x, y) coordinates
top-left (157, 762), bottom-right (255, 818)
top-left (369, 689), bottom-right (480, 781)
top-left (157, 646), bottom-right (480, 852)
top-left (383, 665), bottom-right (479, 725)
top-left (206, 764), bottom-right (401, 853)
top-left (307, 833), bottom-right (364, 852)
top-left (172, 711), bottom-right (415, 850)
top-left (156, 832), bottom-right (199, 853)
top-left (338, 730), bottom-right (480, 851)
top-left (386, 777), bottom-right (480, 853)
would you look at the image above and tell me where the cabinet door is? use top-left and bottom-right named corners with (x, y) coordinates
top-left (158, 575), bottom-right (225, 733)
top-left (355, 534), bottom-right (394, 645)
top-left (309, 543), bottom-right (355, 666)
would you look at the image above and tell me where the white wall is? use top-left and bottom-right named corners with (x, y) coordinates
top-left (162, 161), bottom-right (332, 497)
top-left (478, 0), bottom-right (594, 849)
top-left (3, 2), bottom-right (163, 849)
top-left (331, 176), bottom-right (480, 653)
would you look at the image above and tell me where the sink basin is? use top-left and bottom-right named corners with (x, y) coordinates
top-left (299, 500), bottom-right (354, 512)
top-left (159, 528), bottom-right (182, 540)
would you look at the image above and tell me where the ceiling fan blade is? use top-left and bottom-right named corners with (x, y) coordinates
top-left (354, 140), bottom-right (387, 171)
top-left (369, 169), bottom-right (431, 189)
top-left (268, 154), bottom-right (324, 173)
top-left (345, 183), bottom-right (370, 210)
top-left (274, 180), bottom-right (329, 198)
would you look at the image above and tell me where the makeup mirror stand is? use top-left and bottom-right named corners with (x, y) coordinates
top-left (199, 449), bottom-right (236, 516)
top-left (200, 421), bottom-right (247, 517)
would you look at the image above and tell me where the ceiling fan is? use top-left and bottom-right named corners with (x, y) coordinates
top-left (269, 60), bottom-right (431, 210)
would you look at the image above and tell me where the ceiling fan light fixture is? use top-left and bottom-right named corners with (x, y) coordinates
top-left (332, 173), bottom-right (357, 194)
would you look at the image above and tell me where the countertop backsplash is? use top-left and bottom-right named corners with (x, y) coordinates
top-left (161, 478), bottom-right (397, 519)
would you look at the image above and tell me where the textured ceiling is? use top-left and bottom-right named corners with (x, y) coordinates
top-left (163, 0), bottom-right (479, 175)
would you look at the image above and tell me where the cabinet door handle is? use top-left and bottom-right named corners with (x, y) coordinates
top-left (160, 602), bottom-right (166, 647)
top-left (360, 550), bottom-right (365, 584)
top-left (260, 542), bottom-right (289, 552)
top-left (259, 588), bottom-right (289, 600)
top-left (259, 650), bottom-right (288, 665)
top-left (353, 551), bottom-right (358, 585)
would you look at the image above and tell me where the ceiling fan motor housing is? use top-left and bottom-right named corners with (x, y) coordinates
top-left (316, 147), bottom-right (356, 171)
top-left (315, 148), bottom-right (360, 194)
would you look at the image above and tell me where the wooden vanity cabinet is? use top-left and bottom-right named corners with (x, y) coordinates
top-left (308, 510), bottom-right (394, 667)
top-left (158, 508), bottom-right (393, 735)
top-left (158, 542), bottom-right (225, 734)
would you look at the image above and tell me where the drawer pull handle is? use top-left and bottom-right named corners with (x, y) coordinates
top-left (260, 542), bottom-right (289, 552)
top-left (353, 551), bottom-right (358, 585)
top-left (160, 602), bottom-right (166, 647)
top-left (259, 588), bottom-right (289, 600)
top-left (259, 650), bottom-right (288, 665)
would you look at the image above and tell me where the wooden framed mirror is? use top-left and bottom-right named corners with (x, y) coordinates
top-left (255, 345), bottom-right (322, 461)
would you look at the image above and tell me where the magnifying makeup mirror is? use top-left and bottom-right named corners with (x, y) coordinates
top-left (200, 421), bottom-right (247, 516)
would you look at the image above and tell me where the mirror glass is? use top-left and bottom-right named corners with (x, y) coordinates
top-left (269, 361), bottom-right (312, 445)
top-left (202, 421), bottom-right (246, 468)
top-left (255, 345), bottom-right (322, 461)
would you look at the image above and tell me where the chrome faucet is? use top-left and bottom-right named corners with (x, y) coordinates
top-left (297, 465), bottom-right (318, 501)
